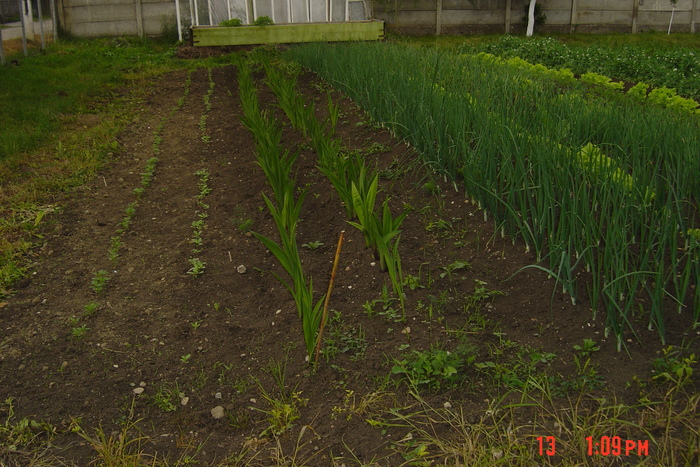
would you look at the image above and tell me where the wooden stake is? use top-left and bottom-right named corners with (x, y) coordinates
top-left (314, 230), bottom-right (344, 365)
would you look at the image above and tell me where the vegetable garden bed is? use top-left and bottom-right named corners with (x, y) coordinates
top-left (191, 20), bottom-right (384, 46)
top-left (0, 39), bottom-right (698, 466)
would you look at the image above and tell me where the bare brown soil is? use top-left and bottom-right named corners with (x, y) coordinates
top-left (0, 53), bottom-right (698, 465)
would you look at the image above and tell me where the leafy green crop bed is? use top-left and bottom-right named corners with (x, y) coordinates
top-left (470, 35), bottom-right (700, 99)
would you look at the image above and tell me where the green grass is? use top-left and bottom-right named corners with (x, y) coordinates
top-left (0, 38), bottom-right (175, 161)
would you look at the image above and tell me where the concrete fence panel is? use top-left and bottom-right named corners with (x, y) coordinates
top-left (58, 0), bottom-right (175, 37)
top-left (57, 0), bottom-right (700, 37)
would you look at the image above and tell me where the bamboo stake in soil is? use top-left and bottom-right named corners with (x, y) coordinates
top-left (314, 230), bottom-right (344, 365)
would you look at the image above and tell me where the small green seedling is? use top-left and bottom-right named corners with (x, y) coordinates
top-left (83, 302), bottom-right (99, 317)
top-left (302, 241), bottom-right (324, 251)
top-left (439, 260), bottom-right (470, 280)
top-left (652, 346), bottom-right (696, 387)
top-left (573, 339), bottom-right (600, 357)
top-left (71, 325), bottom-right (89, 339)
top-left (422, 180), bottom-right (441, 195)
top-left (233, 217), bottom-right (254, 232)
top-left (465, 280), bottom-right (503, 311)
top-left (403, 275), bottom-right (423, 291)
top-left (187, 258), bottom-right (206, 277)
top-left (151, 383), bottom-right (179, 412)
top-left (91, 270), bottom-right (110, 294)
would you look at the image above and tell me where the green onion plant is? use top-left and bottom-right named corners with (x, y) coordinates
top-left (287, 42), bottom-right (700, 349)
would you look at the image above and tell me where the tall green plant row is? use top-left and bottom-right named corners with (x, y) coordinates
top-left (286, 42), bottom-right (700, 349)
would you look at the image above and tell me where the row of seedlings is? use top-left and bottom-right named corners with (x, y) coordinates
top-left (262, 58), bottom-right (409, 319)
top-left (187, 169), bottom-right (211, 277)
top-left (233, 55), bottom-right (328, 365)
top-left (72, 69), bottom-right (195, 337)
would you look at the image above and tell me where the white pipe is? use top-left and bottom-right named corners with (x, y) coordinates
top-left (668, 6), bottom-right (676, 34)
top-left (175, 0), bottom-right (183, 41)
top-left (194, 0), bottom-right (200, 25)
top-left (226, 0), bottom-right (231, 20)
top-left (245, 0), bottom-right (250, 23)
top-left (18, 0), bottom-right (27, 56)
top-left (37, 0), bottom-right (45, 49)
top-left (330, 0), bottom-right (333, 22)
top-left (252, 0), bottom-right (257, 22)
top-left (26, 0), bottom-right (34, 38)
top-left (345, 0), bottom-right (349, 21)
top-left (287, 0), bottom-right (292, 22)
top-left (526, 0), bottom-right (536, 36)
top-left (270, 0), bottom-right (275, 22)
top-left (207, 0), bottom-right (213, 25)
top-left (307, 0), bottom-right (311, 22)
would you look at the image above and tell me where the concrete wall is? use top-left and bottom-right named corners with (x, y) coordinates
top-left (58, 0), bottom-right (178, 37)
top-left (374, 0), bottom-right (700, 35)
top-left (57, 0), bottom-right (700, 37)
top-left (1, 0), bottom-right (21, 22)
top-left (58, 0), bottom-right (368, 36)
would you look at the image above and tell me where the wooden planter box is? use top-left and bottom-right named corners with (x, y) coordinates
top-left (191, 20), bottom-right (384, 47)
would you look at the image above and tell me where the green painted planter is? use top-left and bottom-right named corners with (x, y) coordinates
top-left (191, 20), bottom-right (384, 47)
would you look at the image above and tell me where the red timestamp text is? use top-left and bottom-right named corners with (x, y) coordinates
top-left (537, 436), bottom-right (556, 456)
top-left (538, 436), bottom-right (650, 457)
top-left (586, 436), bottom-right (649, 457)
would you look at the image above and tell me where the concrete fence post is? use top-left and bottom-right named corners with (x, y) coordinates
top-left (505, 0), bottom-right (511, 33)
top-left (435, 0), bottom-right (442, 35)
top-left (0, 27), bottom-right (5, 65)
top-left (17, 0), bottom-right (27, 56)
top-left (25, 0), bottom-right (33, 37)
top-left (50, 0), bottom-right (57, 41)
top-left (632, 0), bottom-right (639, 33)
top-left (570, 0), bottom-right (577, 33)
top-left (134, 0), bottom-right (144, 36)
top-left (37, 0), bottom-right (45, 49)
top-left (692, 0), bottom-right (698, 33)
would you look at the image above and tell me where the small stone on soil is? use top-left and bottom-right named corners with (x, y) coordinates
top-left (236, 265), bottom-right (247, 274)
top-left (211, 406), bottom-right (225, 419)
top-left (133, 387), bottom-right (145, 395)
